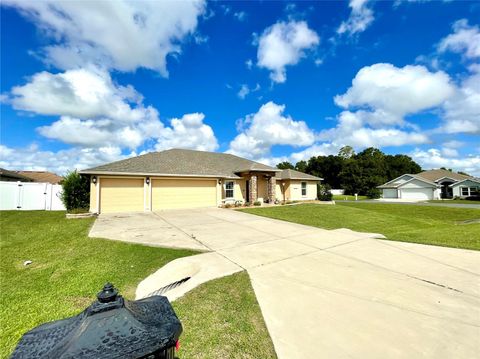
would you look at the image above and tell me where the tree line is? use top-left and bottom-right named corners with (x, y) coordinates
top-left (277, 146), bottom-right (422, 197)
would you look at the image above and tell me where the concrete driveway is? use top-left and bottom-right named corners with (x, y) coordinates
top-left (90, 208), bottom-right (480, 358)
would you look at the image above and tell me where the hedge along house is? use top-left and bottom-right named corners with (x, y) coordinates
top-left (80, 149), bottom-right (323, 214)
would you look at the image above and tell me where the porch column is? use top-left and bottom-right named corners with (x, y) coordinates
top-left (267, 176), bottom-right (276, 203)
top-left (249, 175), bottom-right (257, 203)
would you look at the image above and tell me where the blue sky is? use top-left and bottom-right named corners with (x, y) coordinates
top-left (1, 0), bottom-right (479, 175)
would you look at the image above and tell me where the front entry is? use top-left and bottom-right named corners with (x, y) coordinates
top-left (246, 180), bottom-right (250, 202)
top-left (440, 181), bottom-right (454, 199)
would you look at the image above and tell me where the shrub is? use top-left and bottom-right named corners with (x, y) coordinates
top-left (234, 201), bottom-right (243, 207)
top-left (253, 201), bottom-right (261, 206)
top-left (465, 195), bottom-right (480, 201)
top-left (244, 202), bottom-right (251, 206)
top-left (61, 170), bottom-right (90, 212)
top-left (224, 203), bottom-right (233, 208)
top-left (366, 188), bottom-right (381, 199)
top-left (317, 183), bottom-right (333, 201)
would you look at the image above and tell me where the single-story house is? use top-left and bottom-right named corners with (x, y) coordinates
top-left (15, 171), bottom-right (63, 184)
top-left (0, 168), bottom-right (33, 182)
top-left (378, 169), bottom-right (479, 201)
top-left (80, 148), bottom-right (323, 213)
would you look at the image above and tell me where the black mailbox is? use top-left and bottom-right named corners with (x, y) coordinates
top-left (11, 283), bottom-right (182, 358)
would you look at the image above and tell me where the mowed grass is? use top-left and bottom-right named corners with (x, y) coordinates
top-left (332, 194), bottom-right (368, 201)
top-left (0, 211), bottom-right (197, 357)
top-left (241, 203), bottom-right (480, 250)
top-left (0, 211), bottom-right (276, 358)
top-left (427, 199), bottom-right (480, 204)
top-left (173, 271), bottom-right (277, 359)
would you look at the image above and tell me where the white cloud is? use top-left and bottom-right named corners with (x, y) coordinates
top-left (3, 0), bottom-right (206, 75)
top-left (228, 101), bottom-right (315, 159)
top-left (237, 83), bottom-right (260, 99)
top-left (337, 0), bottom-right (374, 36)
top-left (438, 19), bottom-right (480, 59)
top-left (234, 11), bottom-right (247, 21)
top-left (7, 68), bottom-right (218, 154)
top-left (410, 148), bottom-right (480, 177)
top-left (257, 21), bottom-right (319, 83)
top-left (154, 113), bottom-right (218, 152)
top-left (335, 63), bottom-right (455, 123)
top-left (0, 144), bottom-right (126, 175)
top-left (317, 111), bottom-right (429, 148)
top-left (10, 68), bottom-right (155, 122)
top-left (441, 66), bottom-right (480, 134)
top-left (245, 59), bottom-right (253, 69)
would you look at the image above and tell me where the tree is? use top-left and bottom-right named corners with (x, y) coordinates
top-left (385, 154), bottom-right (421, 180)
top-left (338, 145), bottom-right (355, 159)
top-left (458, 171), bottom-right (470, 176)
top-left (306, 155), bottom-right (344, 188)
top-left (295, 160), bottom-right (307, 173)
top-left (276, 161), bottom-right (294, 170)
top-left (61, 170), bottom-right (90, 211)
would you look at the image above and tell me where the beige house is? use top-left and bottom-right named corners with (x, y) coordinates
top-left (80, 149), bottom-right (322, 213)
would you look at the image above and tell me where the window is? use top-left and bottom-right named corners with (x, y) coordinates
top-left (225, 181), bottom-right (234, 198)
top-left (301, 182), bottom-right (307, 196)
top-left (461, 187), bottom-right (469, 196)
top-left (470, 187), bottom-right (479, 196)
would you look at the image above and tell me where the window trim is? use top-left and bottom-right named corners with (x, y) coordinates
top-left (460, 187), bottom-right (469, 196)
top-left (225, 180), bottom-right (235, 199)
top-left (301, 181), bottom-right (307, 197)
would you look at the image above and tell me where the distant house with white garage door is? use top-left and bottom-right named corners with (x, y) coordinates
top-left (80, 148), bottom-right (322, 213)
top-left (377, 169), bottom-right (479, 201)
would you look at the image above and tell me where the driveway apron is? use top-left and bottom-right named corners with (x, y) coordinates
top-left (90, 208), bottom-right (480, 359)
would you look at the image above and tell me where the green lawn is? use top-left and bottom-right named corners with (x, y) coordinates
top-left (241, 203), bottom-right (480, 250)
top-left (332, 194), bottom-right (368, 201)
top-left (173, 271), bottom-right (276, 359)
top-left (427, 199), bottom-right (480, 204)
top-left (0, 211), bottom-right (276, 358)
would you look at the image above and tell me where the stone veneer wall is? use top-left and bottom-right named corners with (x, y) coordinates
top-left (249, 175), bottom-right (257, 202)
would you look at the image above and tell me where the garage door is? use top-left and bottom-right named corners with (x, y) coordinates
top-left (152, 179), bottom-right (216, 210)
top-left (382, 189), bottom-right (398, 198)
top-left (100, 178), bottom-right (144, 213)
top-left (400, 188), bottom-right (433, 200)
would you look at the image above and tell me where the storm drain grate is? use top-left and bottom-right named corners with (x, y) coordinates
top-left (147, 277), bottom-right (191, 297)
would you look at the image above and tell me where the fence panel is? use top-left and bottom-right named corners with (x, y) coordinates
top-left (0, 181), bottom-right (66, 211)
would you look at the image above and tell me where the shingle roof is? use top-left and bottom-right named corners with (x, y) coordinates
top-left (0, 168), bottom-right (33, 181)
top-left (276, 169), bottom-right (323, 181)
top-left (417, 169), bottom-right (472, 182)
top-left (80, 149), bottom-right (280, 178)
top-left (377, 174), bottom-right (438, 188)
top-left (16, 171), bottom-right (63, 184)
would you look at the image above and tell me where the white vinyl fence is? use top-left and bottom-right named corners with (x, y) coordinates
top-left (0, 181), bottom-right (65, 211)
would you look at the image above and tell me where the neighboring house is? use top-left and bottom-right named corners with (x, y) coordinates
top-left (80, 149), bottom-right (323, 214)
top-left (15, 171), bottom-right (63, 184)
top-left (0, 168), bottom-right (33, 182)
top-left (378, 169), bottom-right (479, 201)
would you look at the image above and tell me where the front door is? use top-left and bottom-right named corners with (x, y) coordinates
top-left (246, 180), bottom-right (250, 202)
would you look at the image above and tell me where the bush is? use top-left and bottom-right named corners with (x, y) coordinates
top-left (61, 171), bottom-right (90, 212)
top-left (317, 183), bottom-right (333, 201)
top-left (366, 188), bottom-right (381, 199)
top-left (253, 201), bottom-right (261, 206)
top-left (465, 195), bottom-right (480, 201)
top-left (224, 203), bottom-right (233, 208)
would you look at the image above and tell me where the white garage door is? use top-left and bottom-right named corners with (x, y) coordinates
top-left (152, 179), bottom-right (217, 210)
top-left (400, 188), bottom-right (433, 200)
top-left (382, 189), bottom-right (398, 198)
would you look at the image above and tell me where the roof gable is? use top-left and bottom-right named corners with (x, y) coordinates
top-left (276, 169), bottom-right (323, 181)
top-left (417, 169), bottom-right (472, 183)
top-left (80, 149), bottom-right (279, 178)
